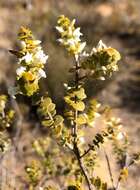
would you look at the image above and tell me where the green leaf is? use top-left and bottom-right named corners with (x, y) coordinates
top-left (74, 88), bottom-right (87, 100)
top-left (73, 101), bottom-right (85, 111)
top-left (53, 125), bottom-right (63, 137)
top-left (50, 109), bottom-right (57, 117)
top-left (39, 97), bottom-right (56, 115)
top-left (47, 103), bottom-right (56, 113)
top-left (54, 115), bottom-right (64, 126)
top-left (42, 97), bottom-right (52, 107)
top-left (42, 119), bottom-right (54, 127)
top-left (76, 114), bottom-right (87, 125)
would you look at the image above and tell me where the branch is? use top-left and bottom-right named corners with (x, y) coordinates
top-left (73, 143), bottom-right (92, 190)
top-left (80, 144), bottom-right (94, 158)
top-left (104, 149), bottom-right (115, 190)
top-left (71, 55), bottom-right (92, 190)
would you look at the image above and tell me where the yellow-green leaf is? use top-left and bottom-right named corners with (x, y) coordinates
top-left (76, 114), bottom-right (87, 125)
top-left (54, 115), bottom-right (64, 126)
top-left (74, 88), bottom-right (87, 100)
top-left (42, 119), bottom-right (54, 127)
top-left (73, 101), bottom-right (85, 111)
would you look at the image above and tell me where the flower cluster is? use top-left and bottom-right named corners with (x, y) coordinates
top-left (56, 15), bottom-right (86, 55)
top-left (25, 160), bottom-right (42, 186)
top-left (82, 40), bottom-right (121, 80)
top-left (9, 26), bottom-right (48, 97)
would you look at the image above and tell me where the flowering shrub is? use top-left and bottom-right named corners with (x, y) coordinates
top-left (0, 15), bottom-right (139, 190)
top-left (9, 27), bottom-right (48, 97)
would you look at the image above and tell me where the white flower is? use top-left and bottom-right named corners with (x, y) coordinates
top-left (32, 40), bottom-right (41, 45)
top-left (73, 27), bottom-right (83, 39)
top-left (97, 40), bottom-right (107, 50)
top-left (101, 66), bottom-right (107, 71)
top-left (99, 76), bottom-right (105, 80)
top-left (71, 19), bottom-right (76, 26)
top-left (58, 38), bottom-right (65, 44)
top-left (56, 16), bottom-right (85, 55)
top-left (56, 26), bottom-right (64, 33)
top-left (92, 40), bottom-right (107, 53)
top-left (20, 41), bottom-right (26, 49)
top-left (116, 132), bottom-right (124, 140)
top-left (38, 68), bottom-right (46, 78)
top-left (16, 66), bottom-right (26, 76)
top-left (34, 50), bottom-right (48, 64)
top-left (78, 42), bottom-right (86, 53)
top-left (94, 112), bottom-right (101, 118)
top-left (67, 38), bottom-right (76, 46)
top-left (79, 136), bottom-right (85, 144)
top-left (20, 52), bottom-right (33, 64)
top-left (68, 26), bottom-right (73, 36)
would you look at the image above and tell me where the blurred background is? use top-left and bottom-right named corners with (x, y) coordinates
top-left (0, 0), bottom-right (140, 189)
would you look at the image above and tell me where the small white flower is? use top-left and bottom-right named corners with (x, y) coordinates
top-left (92, 40), bottom-right (107, 53)
top-left (56, 26), bottom-right (64, 33)
top-left (20, 52), bottom-right (33, 64)
top-left (20, 41), bottom-right (26, 49)
top-left (116, 132), bottom-right (124, 140)
top-left (99, 76), bottom-right (105, 80)
top-left (58, 38), bottom-right (65, 44)
top-left (34, 50), bottom-right (48, 64)
top-left (79, 136), bottom-right (85, 144)
top-left (97, 40), bottom-right (107, 50)
top-left (101, 66), bottom-right (107, 71)
top-left (32, 40), bottom-right (41, 45)
top-left (16, 66), bottom-right (26, 76)
top-left (67, 26), bottom-right (73, 36)
top-left (82, 51), bottom-right (89, 57)
top-left (71, 19), bottom-right (76, 26)
top-left (67, 38), bottom-right (76, 46)
top-left (38, 68), bottom-right (46, 78)
top-left (94, 112), bottom-right (101, 118)
top-left (78, 42), bottom-right (86, 53)
top-left (73, 27), bottom-right (83, 39)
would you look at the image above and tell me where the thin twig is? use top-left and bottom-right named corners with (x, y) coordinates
top-left (104, 148), bottom-right (115, 190)
top-left (80, 145), bottom-right (94, 158)
top-left (73, 143), bottom-right (92, 190)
